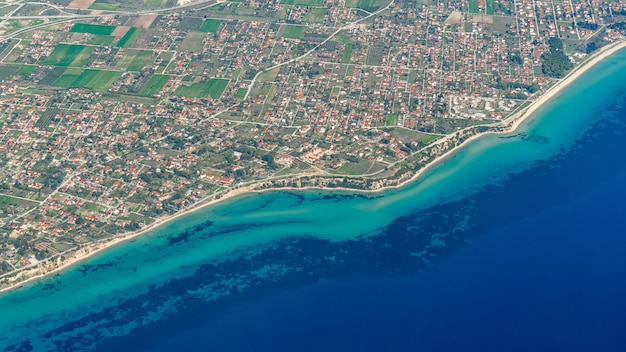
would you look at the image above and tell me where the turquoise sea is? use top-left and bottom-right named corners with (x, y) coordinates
top-left (2, 49), bottom-right (626, 351)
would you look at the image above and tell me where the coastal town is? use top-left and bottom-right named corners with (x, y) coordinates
top-left (0, 0), bottom-right (625, 286)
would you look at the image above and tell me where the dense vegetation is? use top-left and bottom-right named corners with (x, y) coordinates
top-left (541, 37), bottom-right (573, 78)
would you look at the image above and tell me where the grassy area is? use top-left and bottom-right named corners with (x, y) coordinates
top-left (145, 0), bottom-right (164, 6)
top-left (18, 65), bottom-right (38, 74)
top-left (84, 70), bottom-right (121, 91)
top-left (52, 68), bottom-right (100, 87)
top-left (38, 67), bottom-right (67, 85)
top-left (418, 134), bottom-right (441, 145)
top-left (468, 0), bottom-right (479, 13)
top-left (257, 67), bottom-right (280, 82)
top-left (70, 23), bottom-right (116, 35)
top-left (180, 31), bottom-right (205, 52)
top-left (199, 19), bottom-right (223, 32)
top-left (303, 8), bottom-right (327, 23)
top-left (0, 195), bottom-right (38, 208)
top-left (88, 2), bottom-right (120, 10)
top-left (385, 113), bottom-right (398, 126)
top-left (174, 78), bottom-right (229, 99)
top-left (139, 74), bottom-right (170, 95)
top-left (282, 25), bottom-right (305, 39)
top-left (43, 44), bottom-right (94, 67)
top-left (117, 50), bottom-right (153, 71)
top-left (485, 0), bottom-right (494, 15)
top-left (116, 27), bottom-right (142, 48)
top-left (345, 0), bottom-right (376, 8)
top-left (89, 34), bottom-right (115, 46)
top-left (342, 43), bottom-right (353, 63)
top-left (335, 160), bottom-right (373, 175)
top-left (235, 88), bottom-right (248, 98)
top-left (280, 0), bottom-right (324, 5)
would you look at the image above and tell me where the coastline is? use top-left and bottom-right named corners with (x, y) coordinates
top-left (2, 39), bottom-right (625, 295)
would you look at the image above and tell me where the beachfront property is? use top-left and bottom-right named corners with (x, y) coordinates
top-left (0, 0), bottom-right (625, 279)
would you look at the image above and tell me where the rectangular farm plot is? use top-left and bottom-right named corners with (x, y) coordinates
top-left (139, 74), bottom-right (170, 96)
top-left (174, 78), bottom-right (229, 99)
top-left (43, 44), bottom-right (94, 67)
top-left (70, 23), bottom-right (117, 35)
top-left (52, 68), bottom-right (100, 87)
top-left (281, 25), bottom-right (305, 39)
top-left (280, 0), bottom-right (324, 6)
top-left (117, 50), bottom-right (153, 71)
top-left (199, 19), bottom-right (223, 32)
top-left (117, 27), bottom-right (142, 48)
top-left (84, 70), bottom-right (122, 91)
top-left (88, 2), bottom-right (120, 10)
top-left (180, 31), bottom-right (205, 52)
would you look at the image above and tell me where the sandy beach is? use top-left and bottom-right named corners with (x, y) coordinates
top-left (2, 39), bottom-right (626, 295)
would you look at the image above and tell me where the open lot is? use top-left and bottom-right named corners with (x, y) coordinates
top-left (117, 28), bottom-right (142, 48)
top-left (43, 44), bottom-right (94, 67)
top-left (117, 50), bottom-right (153, 71)
top-left (282, 25), bottom-right (305, 39)
top-left (84, 70), bottom-right (122, 91)
top-left (52, 68), bottom-right (100, 87)
top-left (139, 74), bottom-right (170, 95)
top-left (174, 78), bottom-right (229, 99)
top-left (70, 23), bottom-right (116, 35)
top-left (199, 19), bottom-right (223, 32)
top-left (280, 0), bottom-right (324, 6)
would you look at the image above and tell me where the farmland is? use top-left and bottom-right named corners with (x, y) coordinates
top-left (117, 50), bottom-right (154, 71)
top-left (174, 78), bottom-right (229, 99)
top-left (280, 0), bottom-right (324, 5)
top-left (51, 68), bottom-right (100, 87)
top-left (199, 19), bottom-right (223, 32)
top-left (70, 23), bottom-right (117, 35)
top-left (43, 44), bottom-right (94, 67)
top-left (117, 28), bottom-right (142, 48)
top-left (139, 74), bottom-right (170, 96)
top-left (282, 25), bottom-right (305, 39)
top-left (84, 70), bottom-right (122, 91)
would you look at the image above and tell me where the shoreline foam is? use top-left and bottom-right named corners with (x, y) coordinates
top-left (2, 40), bottom-right (625, 295)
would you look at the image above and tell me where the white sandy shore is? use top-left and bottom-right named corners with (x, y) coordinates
top-left (2, 40), bottom-right (626, 295)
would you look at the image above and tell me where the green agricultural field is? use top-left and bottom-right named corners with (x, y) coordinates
top-left (174, 78), bottom-right (229, 99)
top-left (385, 113), bottom-right (398, 126)
top-left (84, 70), bottom-right (122, 91)
top-left (235, 88), bottom-right (248, 98)
top-left (18, 65), bottom-right (38, 74)
top-left (90, 34), bottom-right (115, 46)
top-left (43, 44), bottom-right (94, 67)
top-left (139, 74), bottom-right (170, 95)
top-left (282, 25), bottom-right (305, 39)
top-left (280, 0), bottom-right (324, 5)
top-left (257, 67), bottom-right (280, 82)
top-left (199, 19), bottom-right (223, 32)
top-left (145, 0), bottom-right (164, 6)
top-left (70, 23), bottom-right (117, 35)
top-left (117, 27), bottom-right (142, 48)
top-left (345, 0), bottom-right (376, 8)
top-left (180, 31), bottom-right (205, 52)
top-left (342, 43), bottom-right (353, 63)
top-left (485, 0), bottom-right (494, 15)
top-left (52, 68), bottom-right (100, 87)
top-left (89, 2), bottom-right (120, 10)
top-left (38, 67), bottom-right (67, 85)
top-left (469, 0), bottom-right (479, 13)
top-left (117, 50), bottom-right (153, 71)
top-left (303, 8), bottom-right (327, 23)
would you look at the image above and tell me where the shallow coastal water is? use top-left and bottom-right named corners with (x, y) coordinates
top-left (2, 50), bottom-right (626, 351)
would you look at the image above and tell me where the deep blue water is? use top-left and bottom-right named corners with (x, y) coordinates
top-left (143, 113), bottom-right (626, 352)
top-left (117, 54), bottom-right (626, 351)
top-left (3, 51), bottom-right (626, 351)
